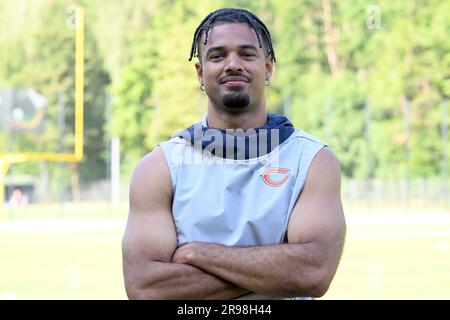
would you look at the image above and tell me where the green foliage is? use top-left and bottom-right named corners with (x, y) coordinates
top-left (1, 0), bottom-right (449, 188)
top-left (268, 0), bottom-right (449, 179)
top-left (0, 0), bottom-right (110, 195)
top-left (110, 0), bottom-right (224, 173)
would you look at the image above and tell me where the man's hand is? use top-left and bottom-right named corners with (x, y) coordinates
top-left (172, 242), bottom-right (201, 264)
top-left (172, 242), bottom-right (224, 264)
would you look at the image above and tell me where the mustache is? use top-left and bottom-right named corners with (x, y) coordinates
top-left (219, 72), bottom-right (252, 84)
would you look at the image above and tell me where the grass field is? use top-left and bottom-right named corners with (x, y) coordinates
top-left (1, 203), bottom-right (449, 300)
top-left (325, 214), bottom-right (450, 299)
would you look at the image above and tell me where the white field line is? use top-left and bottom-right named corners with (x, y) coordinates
top-left (0, 219), bottom-right (126, 232)
top-left (346, 213), bottom-right (450, 226)
top-left (346, 213), bottom-right (450, 239)
top-left (1, 235), bottom-right (122, 244)
top-left (348, 230), bottom-right (450, 239)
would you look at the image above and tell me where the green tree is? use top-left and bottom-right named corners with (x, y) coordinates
top-left (0, 0), bottom-right (110, 199)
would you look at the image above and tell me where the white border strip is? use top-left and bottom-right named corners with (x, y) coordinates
top-left (0, 219), bottom-right (126, 232)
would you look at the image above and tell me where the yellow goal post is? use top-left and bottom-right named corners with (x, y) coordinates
top-left (0, 6), bottom-right (84, 220)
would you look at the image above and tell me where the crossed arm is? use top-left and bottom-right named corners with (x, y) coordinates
top-left (122, 147), bottom-right (346, 299)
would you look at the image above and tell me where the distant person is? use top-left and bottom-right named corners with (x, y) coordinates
top-left (8, 188), bottom-right (28, 207)
top-left (123, 8), bottom-right (346, 299)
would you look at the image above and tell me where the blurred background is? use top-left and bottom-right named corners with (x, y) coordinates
top-left (0, 0), bottom-right (449, 299)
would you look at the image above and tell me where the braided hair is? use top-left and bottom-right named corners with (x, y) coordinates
top-left (189, 8), bottom-right (276, 63)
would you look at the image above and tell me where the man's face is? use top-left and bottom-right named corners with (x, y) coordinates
top-left (196, 23), bottom-right (273, 112)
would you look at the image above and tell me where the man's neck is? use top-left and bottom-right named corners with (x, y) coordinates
top-left (206, 104), bottom-right (267, 130)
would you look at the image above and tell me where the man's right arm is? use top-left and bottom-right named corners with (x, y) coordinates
top-left (122, 147), bottom-right (249, 299)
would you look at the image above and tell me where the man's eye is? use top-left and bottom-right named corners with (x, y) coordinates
top-left (243, 52), bottom-right (256, 57)
top-left (210, 54), bottom-right (223, 60)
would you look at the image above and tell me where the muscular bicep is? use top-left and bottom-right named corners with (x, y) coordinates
top-left (123, 206), bottom-right (176, 263)
top-left (122, 147), bottom-right (177, 288)
top-left (287, 147), bottom-right (346, 267)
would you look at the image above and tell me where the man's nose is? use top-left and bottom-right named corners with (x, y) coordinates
top-left (224, 53), bottom-right (243, 73)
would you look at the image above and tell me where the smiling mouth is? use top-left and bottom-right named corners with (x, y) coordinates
top-left (221, 78), bottom-right (249, 88)
top-left (220, 75), bottom-right (250, 85)
top-left (224, 80), bottom-right (247, 85)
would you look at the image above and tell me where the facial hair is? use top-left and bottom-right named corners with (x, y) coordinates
top-left (222, 91), bottom-right (250, 109)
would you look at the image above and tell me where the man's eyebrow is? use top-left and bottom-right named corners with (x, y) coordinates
top-left (238, 44), bottom-right (259, 51)
top-left (205, 46), bottom-right (226, 56)
top-left (205, 44), bottom-right (260, 56)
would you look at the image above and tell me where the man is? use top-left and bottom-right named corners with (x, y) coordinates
top-left (122, 8), bottom-right (346, 299)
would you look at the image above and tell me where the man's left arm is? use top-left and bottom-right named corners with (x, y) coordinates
top-left (172, 147), bottom-right (346, 298)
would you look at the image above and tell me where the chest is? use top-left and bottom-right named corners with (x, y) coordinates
top-left (172, 157), bottom-right (300, 246)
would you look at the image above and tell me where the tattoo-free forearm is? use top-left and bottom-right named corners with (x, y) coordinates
top-left (124, 260), bottom-right (250, 299)
top-left (174, 242), bottom-right (332, 298)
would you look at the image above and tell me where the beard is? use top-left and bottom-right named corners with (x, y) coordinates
top-left (222, 91), bottom-right (250, 109)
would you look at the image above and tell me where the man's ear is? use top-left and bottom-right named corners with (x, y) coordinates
top-left (265, 58), bottom-right (274, 81)
top-left (195, 62), bottom-right (203, 84)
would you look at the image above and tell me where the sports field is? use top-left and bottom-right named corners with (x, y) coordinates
top-left (1, 203), bottom-right (449, 300)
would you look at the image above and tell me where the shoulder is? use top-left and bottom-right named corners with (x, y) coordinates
top-left (129, 147), bottom-right (173, 208)
top-left (312, 147), bottom-right (340, 170)
top-left (305, 147), bottom-right (341, 193)
top-left (131, 147), bottom-right (167, 181)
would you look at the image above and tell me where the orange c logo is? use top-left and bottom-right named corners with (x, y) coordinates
top-left (261, 168), bottom-right (291, 187)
